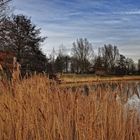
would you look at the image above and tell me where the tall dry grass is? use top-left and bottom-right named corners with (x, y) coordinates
top-left (0, 75), bottom-right (139, 140)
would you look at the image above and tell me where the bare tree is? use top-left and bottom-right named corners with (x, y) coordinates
top-left (0, 0), bottom-right (11, 20)
top-left (71, 38), bottom-right (93, 73)
top-left (0, 0), bottom-right (11, 50)
top-left (100, 44), bottom-right (119, 73)
top-left (126, 58), bottom-right (135, 74)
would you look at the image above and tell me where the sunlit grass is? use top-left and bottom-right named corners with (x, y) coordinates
top-left (61, 74), bottom-right (140, 84)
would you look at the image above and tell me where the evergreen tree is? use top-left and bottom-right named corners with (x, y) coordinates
top-left (0, 14), bottom-right (47, 75)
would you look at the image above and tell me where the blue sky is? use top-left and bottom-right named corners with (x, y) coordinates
top-left (12, 0), bottom-right (140, 61)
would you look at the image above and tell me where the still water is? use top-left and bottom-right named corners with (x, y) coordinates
top-left (70, 81), bottom-right (140, 113)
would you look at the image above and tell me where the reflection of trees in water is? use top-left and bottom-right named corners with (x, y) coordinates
top-left (111, 82), bottom-right (139, 103)
top-left (70, 82), bottom-right (140, 104)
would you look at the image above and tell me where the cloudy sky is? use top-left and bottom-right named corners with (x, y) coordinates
top-left (12, 0), bottom-right (140, 61)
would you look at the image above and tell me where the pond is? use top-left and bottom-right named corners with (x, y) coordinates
top-left (69, 81), bottom-right (140, 113)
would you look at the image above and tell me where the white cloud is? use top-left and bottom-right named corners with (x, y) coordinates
top-left (12, 0), bottom-right (140, 62)
top-left (124, 10), bottom-right (140, 15)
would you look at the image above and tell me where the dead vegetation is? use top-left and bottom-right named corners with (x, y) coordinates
top-left (0, 75), bottom-right (140, 140)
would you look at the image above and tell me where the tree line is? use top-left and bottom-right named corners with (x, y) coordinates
top-left (48, 40), bottom-right (140, 75)
top-left (0, 0), bottom-right (140, 76)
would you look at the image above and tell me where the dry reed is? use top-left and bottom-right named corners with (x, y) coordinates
top-left (0, 75), bottom-right (139, 140)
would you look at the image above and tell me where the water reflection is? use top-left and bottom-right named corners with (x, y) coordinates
top-left (70, 81), bottom-right (140, 103)
top-left (84, 81), bottom-right (140, 113)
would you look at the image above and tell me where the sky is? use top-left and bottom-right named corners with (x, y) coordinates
top-left (12, 0), bottom-right (140, 62)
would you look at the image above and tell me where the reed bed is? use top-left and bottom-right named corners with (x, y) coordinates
top-left (0, 75), bottom-right (139, 140)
